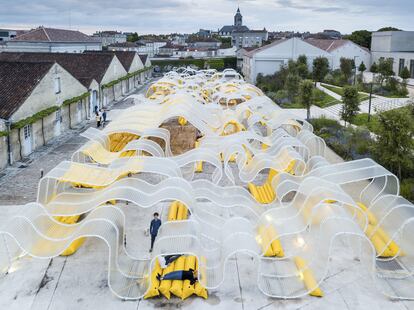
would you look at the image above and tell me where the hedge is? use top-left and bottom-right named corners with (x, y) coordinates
top-left (101, 67), bottom-right (153, 89)
top-left (62, 92), bottom-right (90, 107)
top-left (151, 57), bottom-right (237, 70)
top-left (0, 131), bottom-right (8, 137)
top-left (11, 106), bottom-right (60, 129)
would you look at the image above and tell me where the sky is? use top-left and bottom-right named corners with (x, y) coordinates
top-left (0, 0), bottom-right (413, 35)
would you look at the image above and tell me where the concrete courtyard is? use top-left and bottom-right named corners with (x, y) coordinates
top-left (0, 83), bottom-right (413, 310)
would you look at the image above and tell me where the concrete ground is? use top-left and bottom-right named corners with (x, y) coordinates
top-left (0, 83), bottom-right (413, 309)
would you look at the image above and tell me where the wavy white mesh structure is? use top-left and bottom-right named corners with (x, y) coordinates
top-left (1, 68), bottom-right (414, 300)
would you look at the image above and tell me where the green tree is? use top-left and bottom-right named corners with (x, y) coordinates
top-left (299, 79), bottom-right (314, 120)
top-left (377, 27), bottom-right (402, 32)
top-left (340, 57), bottom-right (354, 82)
top-left (340, 86), bottom-right (360, 126)
top-left (285, 73), bottom-right (301, 101)
top-left (312, 57), bottom-right (330, 83)
top-left (372, 109), bottom-right (414, 179)
top-left (400, 66), bottom-right (410, 80)
top-left (343, 30), bottom-right (372, 48)
top-left (127, 32), bottom-right (139, 42)
top-left (370, 62), bottom-right (378, 73)
top-left (377, 58), bottom-right (394, 85)
top-left (297, 55), bottom-right (307, 66)
top-left (358, 62), bottom-right (367, 73)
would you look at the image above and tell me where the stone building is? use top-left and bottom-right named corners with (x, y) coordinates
top-left (2, 27), bottom-right (102, 53)
top-left (92, 31), bottom-right (127, 47)
top-left (0, 61), bottom-right (88, 168)
top-left (218, 7), bottom-right (268, 48)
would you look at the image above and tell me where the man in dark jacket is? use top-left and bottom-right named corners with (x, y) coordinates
top-left (149, 212), bottom-right (161, 252)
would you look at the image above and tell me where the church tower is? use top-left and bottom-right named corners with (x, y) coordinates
top-left (234, 7), bottom-right (242, 26)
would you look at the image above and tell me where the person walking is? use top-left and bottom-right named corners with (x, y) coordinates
top-left (102, 109), bottom-right (107, 125)
top-left (149, 212), bottom-right (161, 252)
top-left (95, 111), bottom-right (102, 128)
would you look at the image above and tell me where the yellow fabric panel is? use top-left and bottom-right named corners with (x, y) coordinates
top-left (60, 238), bottom-right (86, 256)
top-left (267, 226), bottom-right (284, 257)
top-left (170, 256), bottom-right (185, 298)
top-left (294, 256), bottom-right (324, 297)
top-left (248, 183), bottom-right (261, 204)
top-left (194, 256), bottom-right (208, 299)
top-left (375, 226), bottom-right (400, 256)
top-left (168, 201), bottom-right (179, 221)
top-left (257, 225), bottom-right (274, 256)
top-left (365, 225), bottom-right (394, 257)
top-left (356, 202), bottom-right (378, 225)
top-left (262, 143), bottom-right (268, 150)
top-left (144, 259), bottom-right (162, 299)
top-left (158, 261), bottom-right (176, 299)
top-left (182, 256), bottom-right (196, 300)
top-left (267, 169), bottom-right (278, 182)
top-left (178, 116), bottom-right (187, 126)
top-left (285, 160), bottom-right (296, 175)
top-left (194, 140), bottom-right (203, 172)
top-left (176, 202), bottom-right (188, 221)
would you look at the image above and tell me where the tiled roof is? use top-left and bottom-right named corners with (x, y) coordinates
top-left (84, 51), bottom-right (137, 71)
top-left (219, 25), bottom-right (249, 33)
top-left (304, 39), bottom-right (349, 52)
top-left (0, 52), bottom-right (115, 86)
top-left (139, 54), bottom-right (148, 65)
top-left (0, 61), bottom-right (54, 119)
top-left (245, 38), bottom-right (288, 57)
top-left (12, 27), bottom-right (99, 43)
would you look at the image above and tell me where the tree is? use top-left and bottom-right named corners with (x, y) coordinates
top-left (340, 86), bottom-right (360, 126)
top-left (285, 73), bottom-right (301, 100)
top-left (377, 58), bottom-right (394, 85)
top-left (370, 62), bottom-right (378, 73)
top-left (312, 57), bottom-right (330, 83)
top-left (373, 109), bottom-right (414, 179)
top-left (340, 57), bottom-right (354, 82)
top-left (358, 62), bottom-right (367, 73)
top-left (400, 66), bottom-right (410, 80)
top-left (343, 30), bottom-right (372, 48)
top-left (127, 32), bottom-right (139, 42)
top-left (299, 79), bottom-right (314, 120)
top-left (297, 55), bottom-right (307, 66)
top-left (377, 27), bottom-right (402, 32)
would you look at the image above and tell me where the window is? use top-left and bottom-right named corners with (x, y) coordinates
top-left (399, 59), bottom-right (405, 75)
top-left (23, 124), bottom-right (32, 140)
top-left (54, 77), bottom-right (61, 94)
top-left (55, 109), bottom-right (62, 123)
top-left (410, 60), bottom-right (414, 79)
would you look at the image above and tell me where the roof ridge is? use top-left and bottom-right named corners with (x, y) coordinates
top-left (42, 27), bottom-right (51, 42)
top-left (327, 40), bottom-right (335, 52)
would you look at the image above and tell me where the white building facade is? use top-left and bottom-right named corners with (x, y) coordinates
top-left (243, 37), bottom-right (370, 84)
top-left (371, 31), bottom-right (414, 85)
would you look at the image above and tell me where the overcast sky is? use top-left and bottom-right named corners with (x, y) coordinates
top-left (0, 0), bottom-right (412, 35)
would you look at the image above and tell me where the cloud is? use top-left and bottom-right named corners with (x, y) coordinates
top-left (0, 0), bottom-right (412, 34)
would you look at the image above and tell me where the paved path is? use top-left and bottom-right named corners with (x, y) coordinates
top-left (317, 83), bottom-right (412, 120)
top-left (0, 82), bottom-right (152, 205)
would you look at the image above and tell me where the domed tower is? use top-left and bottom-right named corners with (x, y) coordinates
top-left (234, 7), bottom-right (242, 27)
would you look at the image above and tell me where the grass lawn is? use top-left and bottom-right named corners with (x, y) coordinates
top-left (351, 113), bottom-right (380, 134)
top-left (313, 88), bottom-right (340, 108)
top-left (322, 84), bottom-right (370, 102)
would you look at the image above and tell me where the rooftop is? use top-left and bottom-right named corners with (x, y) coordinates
top-left (12, 26), bottom-right (99, 43)
top-left (0, 52), bottom-right (115, 86)
top-left (0, 61), bottom-right (54, 119)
